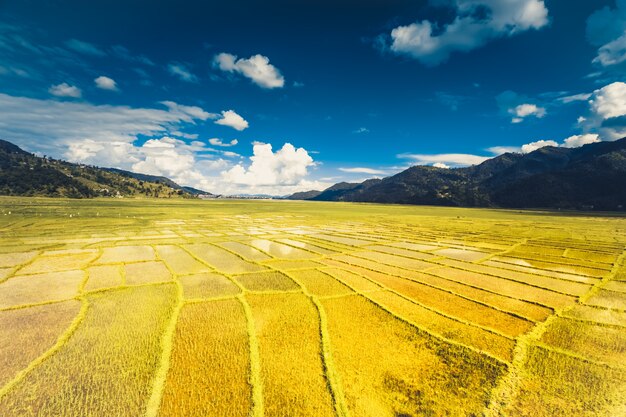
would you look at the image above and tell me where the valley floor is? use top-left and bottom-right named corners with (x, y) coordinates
top-left (0, 197), bottom-right (624, 416)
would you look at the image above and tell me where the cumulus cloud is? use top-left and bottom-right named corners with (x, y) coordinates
top-left (497, 91), bottom-right (548, 123)
top-left (339, 167), bottom-right (388, 175)
top-left (209, 138), bottom-right (238, 147)
top-left (215, 52), bottom-right (285, 88)
top-left (385, 0), bottom-right (549, 66)
top-left (590, 82), bottom-right (626, 120)
top-left (214, 110), bottom-right (249, 131)
top-left (0, 92), bottom-right (327, 195)
top-left (510, 103), bottom-right (546, 123)
top-left (222, 143), bottom-right (314, 187)
top-left (586, 0), bottom-right (626, 67)
top-left (562, 134), bottom-right (600, 148)
top-left (49, 83), bottom-right (82, 98)
top-left (581, 82), bottom-right (626, 140)
top-left (399, 152), bottom-right (489, 167)
top-left (167, 63), bottom-right (198, 83)
top-left (433, 162), bottom-right (450, 169)
top-left (520, 140), bottom-right (558, 153)
top-left (94, 76), bottom-right (118, 91)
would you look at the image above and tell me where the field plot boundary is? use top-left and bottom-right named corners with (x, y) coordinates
top-left (0, 297), bottom-right (88, 400)
top-left (280, 268), bottom-right (351, 417)
top-left (319, 265), bottom-right (512, 364)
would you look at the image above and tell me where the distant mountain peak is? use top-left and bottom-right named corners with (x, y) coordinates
top-left (288, 138), bottom-right (626, 211)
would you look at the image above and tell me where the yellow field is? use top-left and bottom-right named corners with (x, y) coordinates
top-left (0, 196), bottom-right (625, 416)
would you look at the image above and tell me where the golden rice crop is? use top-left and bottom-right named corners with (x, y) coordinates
top-left (585, 289), bottom-right (626, 310)
top-left (321, 258), bottom-right (553, 322)
top-left (540, 318), bottom-right (626, 365)
top-left (321, 267), bottom-right (383, 292)
top-left (185, 243), bottom-right (267, 274)
top-left (0, 300), bottom-right (81, 386)
top-left (16, 251), bottom-right (98, 275)
top-left (364, 244), bottom-right (435, 260)
top-left (287, 269), bottom-right (353, 297)
top-left (500, 344), bottom-right (626, 416)
top-left (218, 241), bottom-right (272, 261)
top-left (0, 284), bottom-right (177, 417)
top-left (155, 245), bottom-right (209, 275)
top-left (276, 238), bottom-right (338, 255)
top-left (0, 270), bottom-right (84, 308)
top-left (261, 259), bottom-right (324, 271)
top-left (0, 197), bottom-right (624, 416)
top-left (365, 271), bottom-right (533, 337)
top-left (0, 252), bottom-right (37, 268)
top-left (247, 293), bottom-right (336, 416)
top-left (233, 271), bottom-right (299, 292)
top-left (96, 245), bottom-right (156, 264)
top-left (249, 239), bottom-right (318, 259)
top-left (429, 266), bottom-right (576, 309)
top-left (158, 299), bottom-right (251, 417)
top-left (562, 304), bottom-right (626, 327)
top-left (483, 259), bottom-right (599, 284)
top-left (433, 247), bottom-right (491, 261)
top-left (366, 290), bottom-right (515, 361)
top-left (124, 261), bottom-right (172, 285)
top-left (321, 294), bottom-right (506, 416)
top-left (84, 265), bottom-right (123, 291)
top-left (179, 272), bottom-right (240, 299)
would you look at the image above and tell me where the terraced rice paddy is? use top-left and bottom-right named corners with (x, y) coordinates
top-left (0, 196), bottom-right (625, 416)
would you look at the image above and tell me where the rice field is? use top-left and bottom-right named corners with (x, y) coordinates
top-left (0, 196), bottom-right (625, 416)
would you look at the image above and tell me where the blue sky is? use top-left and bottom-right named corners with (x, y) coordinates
top-left (0, 0), bottom-right (625, 195)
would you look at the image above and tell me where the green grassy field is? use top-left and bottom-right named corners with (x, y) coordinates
top-left (0, 196), bottom-right (625, 416)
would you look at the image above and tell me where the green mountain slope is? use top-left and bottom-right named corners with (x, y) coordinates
top-left (0, 139), bottom-right (212, 198)
top-left (290, 138), bottom-right (626, 211)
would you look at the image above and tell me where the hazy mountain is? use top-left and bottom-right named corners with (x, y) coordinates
top-left (286, 190), bottom-right (322, 200)
top-left (289, 138), bottom-right (626, 211)
top-left (0, 139), bottom-right (212, 198)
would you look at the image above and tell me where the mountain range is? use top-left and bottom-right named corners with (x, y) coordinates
top-left (2, 138), bottom-right (625, 210)
top-left (288, 138), bottom-right (626, 211)
top-left (0, 139), bottom-right (212, 199)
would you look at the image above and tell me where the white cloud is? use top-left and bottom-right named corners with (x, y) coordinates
top-left (587, 1), bottom-right (626, 67)
top-left (509, 103), bottom-right (546, 123)
top-left (594, 33), bottom-right (626, 67)
top-left (65, 39), bottom-right (106, 57)
top-left (0, 92), bottom-right (328, 195)
top-left (94, 76), bottom-right (118, 91)
top-left (339, 167), bottom-right (388, 175)
top-left (558, 93), bottom-right (592, 104)
top-left (209, 138), bottom-right (238, 147)
top-left (0, 93), bottom-right (212, 158)
top-left (49, 83), bottom-right (82, 98)
top-left (433, 162), bottom-right (450, 169)
top-left (487, 146), bottom-right (521, 155)
top-left (222, 142), bottom-right (313, 186)
top-left (352, 127), bottom-right (370, 134)
top-left (387, 0), bottom-right (549, 66)
top-left (562, 134), bottom-right (600, 148)
top-left (214, 110), bottom-right (249, 131)
top-left (160, 101), bottom-right (217, 121)
top-left (590, 82), bottom-right (626, 120)
top-left (167, 63), bottom-right (198, 83)
top-left (520, 139), bottom-right (558, 153)
top-left (399, 152), bottom-right (489, 167)
top-left (215, 52), bottom-right (285, 88)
